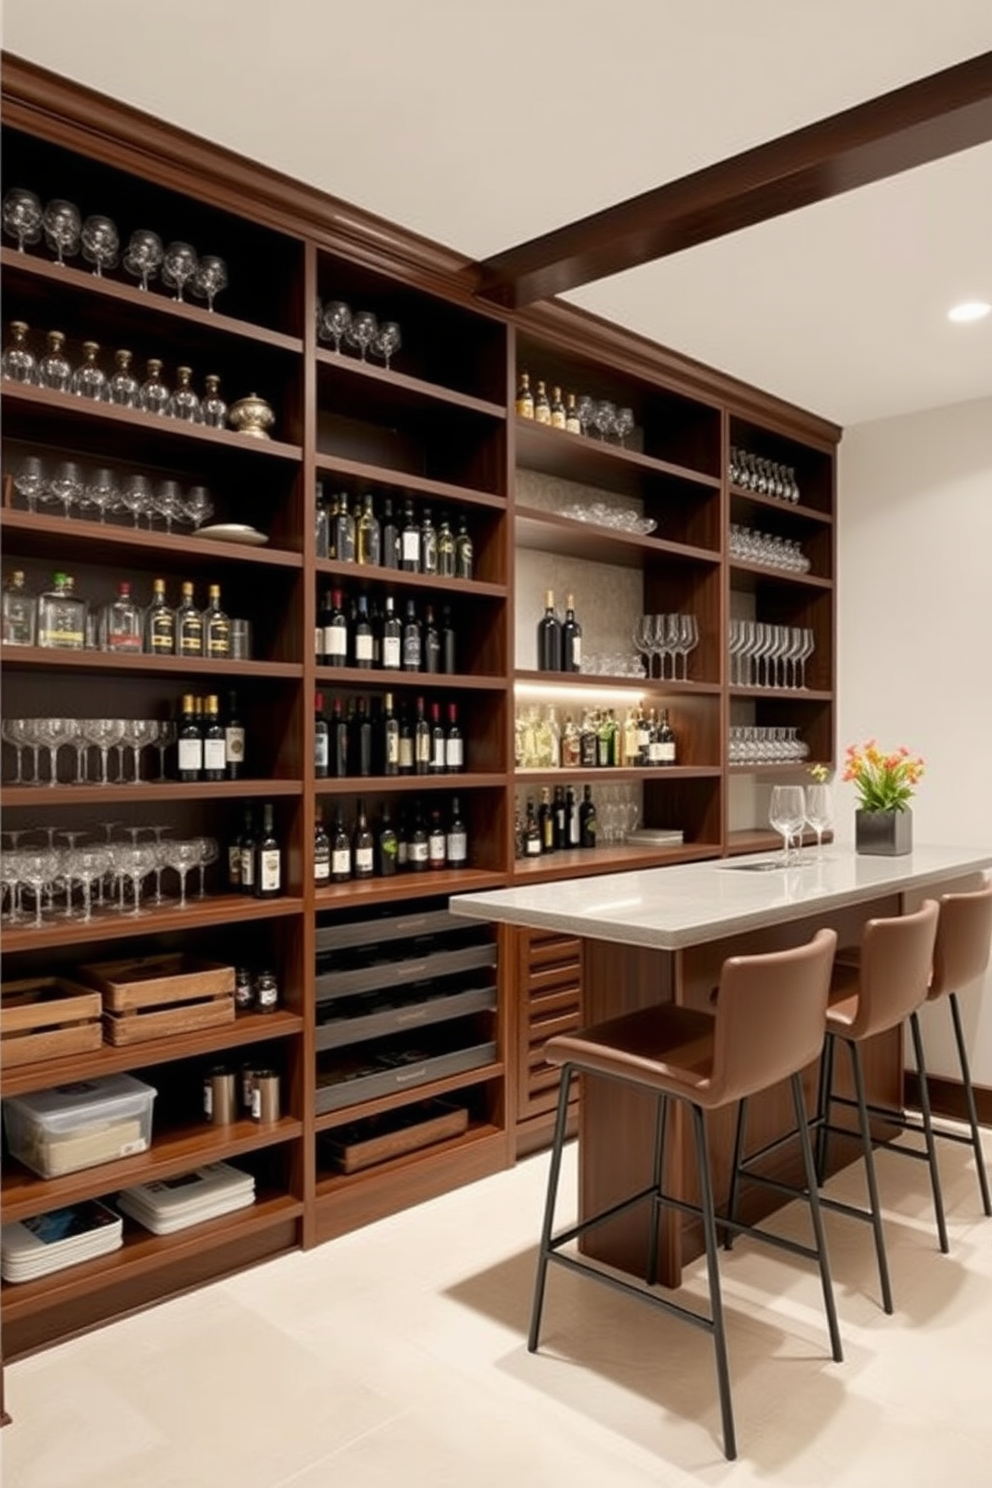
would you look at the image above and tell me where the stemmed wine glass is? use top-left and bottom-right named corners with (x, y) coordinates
top-left (152, 720), bottom-right (177, 780)
top-left (86, 717), bottom-right (126, 785)
top-left (592, 399), bottom-right (616, 442)
top-left (319, 300), bottom-right (352, 352)
top-left (20, 847), bottom-right (60, 927)
top-left (769, 785), bottom-right (806, 866)
top-left (614, 407), bottom-right (634, 447)
top-left (119, 473), bottom-right (153, 529)
top-left (80, 214), bottom-right (120, 276)
top-left (42, 199), bottom-right (81, 266)
top-left (161, 241), bottom-right (199, 301)
top-left (84, 468), bottom-right (120, 523)
top-left (193, 836), bottom-right (219, 896)
top-left (372, 321), bottom-right (401, 370)
top-left (805, 784), bottom-right (834, 858)
top-left (36, 716), bottom-right (80, 785)
top-left (190, 254), bottom-right (227, 311)
top-left (346, 310), bottom-right (378, 361)
top-left (49, 460), bottom-right (85, 520)
top-left (13, 455), bottom-right (46, 513)
top-left (74, 844), bottom-right (113, 922)
top-left (123, 229), bottom-right (164, 291)
top-left (167, 838), bottom-right (202, 908)
top-left (2, 188), bottom-right (43, 252)
top-left (184, 485), bottom-right (214, 530)
top-left (114, 841), bottom-right (157, 916)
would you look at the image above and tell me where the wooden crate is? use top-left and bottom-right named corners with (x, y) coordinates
top-left (322, 1101), bottom-right (469, 1174)
top-left (1, 977), bottom-right (104, 1068)
top-left (79, 955), bottom-right (235, 1047)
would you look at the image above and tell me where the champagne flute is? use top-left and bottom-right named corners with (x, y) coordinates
top-left (805, 784), bottom-right (834, 858)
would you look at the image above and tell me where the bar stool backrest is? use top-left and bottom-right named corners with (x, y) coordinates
top-left (710, 928), bottom-right (837, 1105)
top-left (930, 882), bottom-right (992, 1001)
top-left (848, 898), bottom-right (940, 1041)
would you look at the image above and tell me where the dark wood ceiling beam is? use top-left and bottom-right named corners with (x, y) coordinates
top-left (474, 51), bottom-right (992, 308)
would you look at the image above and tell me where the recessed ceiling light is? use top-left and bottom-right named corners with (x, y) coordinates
top-left (947, 301), bottom-right (991, 323)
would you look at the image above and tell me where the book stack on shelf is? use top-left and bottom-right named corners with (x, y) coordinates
top-left (116, 1162), bottom-right (255, 1234)
top-left (1, 1199), bottom-right (123, 1283)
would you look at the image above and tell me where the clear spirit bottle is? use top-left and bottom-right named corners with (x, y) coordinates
top-left (100, 580), bottom-right (143, 653)
top-left (175, 580), bottom-right (204, 657)
top-left (202, 583), bottom-right (231, 660)
top-left (37, 571), bottom-right (86, 649)
top-left (2, 569), bottom-right (37, 646)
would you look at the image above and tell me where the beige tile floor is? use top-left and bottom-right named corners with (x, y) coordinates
top-left (2, 1124), bottom-right (990, 1488)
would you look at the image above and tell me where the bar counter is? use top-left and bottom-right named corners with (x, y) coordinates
top-left (452, 845), bottom-right (992, 1283)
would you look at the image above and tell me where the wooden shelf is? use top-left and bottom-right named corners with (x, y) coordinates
top-left (1, 894), bottom-right (305, 954)
top-left (2, 779), bottom-right (303, 808)
top-left (514, 669), bottom-right (721, 695)
top-left (0, 646), bottom-right (302, 679)
top-left (729, 559), bottom-right (833, 590)
top-left (313, 561), bottom-right (506, 601)
top-left (510, 843), bottom-right (718, 884)
top-left (314, 773), bottom-right (504, 795)
top-left (314, 452), bottom-right (506, 513)
top-left (515, 504), bottom-right (720, 569)
top-left (729, 482), bottom-right (833, 524)
top-left (314, 868), bottom-right (508, 910)
top-left (0, 508), bottom-right (304, 570)
top-left (515, 766), bottom-right (721, 784)
top-left (516, 418), bottom-right (719, 498)
top-left (314, 1071), bottom-right (504, 1134)
top-left (314, 666), bottom-right (506, 691)
top-left (316, 346), bottom-right (505, 420)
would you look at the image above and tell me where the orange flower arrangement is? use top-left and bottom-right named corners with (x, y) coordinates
top-left (844, 740), bottom-right (925, 813)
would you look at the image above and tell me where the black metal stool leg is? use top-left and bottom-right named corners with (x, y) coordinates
top-left (690, 1103), bottom-right (737, 1461)
top-left (815, 1033), bottom-right (836, 1182)
top-left (909, 1010), bottom-right (949, 1253)
top-left (847, 1038), bottom-right (894, 1314)
top-left (529, 1065), bottom-right (574, 1352)
top-left (723, 1097), bottom-right (748, 1250)
top-left (646, 1094), bottom-right (669, 1286)
top-left (949, 992), bottom-right (992, 1215)
top-left (791, 1072), bottom-right (843, 1362)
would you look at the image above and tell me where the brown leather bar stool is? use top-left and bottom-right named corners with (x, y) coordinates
top-left (529, 928), bottom-right (841, 1462)
top-left (814, 899), bottom-right (940, 1315)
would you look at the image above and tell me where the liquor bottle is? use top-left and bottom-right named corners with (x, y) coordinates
top-left (200, 373), bottom-right (227, 428)
top-left (352, 798), bottom-right (375, 878)
top-left (323, 588), bottom-right (348, 667)
top-left (441, 604), bottom-right (457, 673)
top-left (561, 593), bottom-right (582, 673)
top-left (538, 786), bottom-right (554, 853)
top-left (201, 694), bottom-right (225, 781)
top-left (400, 500), bottom-right (421, 571)
top-left (565, 391), bottom-right (581, 434)
top-left (395, 803), bottom-right (410, 869)
top-left (409, 799), bottom-right (430, 871)
top-left (524, 798), bottom-right (542, 856)
top-left (646, 707), bottom-right (662, 767)
top-left (516, 371), bottom-right (534, 418)
top-left (351, 696), bottom-right (373, 776)
top-left (352, 594), bottom-right (374, 669)
top-left (413, 696), bottom-right (431, 776)
top-left (382, 691), bottom-right (400, 775)
top-left (100, 580), bottom-right (143, 653)
top-left (622, 707), bottom-right (639, 769)
top-left (316, 588), bottom-right (332, 663)
top-left (2, 569), bottom-right (36, 646)
top-left (536, 589), bottom-right (562, 672)
top-left (175, 581), bottom-right (203, 658)
top-left (597, 709), bottom-right (617, 768)
top-left (376, 802), bottom-right (399, 876)
top-left (224, 690), bottom-right (245, 780)
top-left (437, 514), bottom-right (456, 577)
top-left (315, 481), bottom-right (330, 559)
top-left (656, 707), bottom-right (677, 765)
top-left (333, 493), bottom-right (356, 563)
top-left (561, 714), bottom-right (581, 769)
top-left (534, 379), bottom-right (552, 425)
top-left (331, 807), bottom-right (352, 882)
top-left (429, 702), bottom-right (446, 773)
top-left (402, 598), bottom-right (422, 671)
top-left (445, 702), bottom-right (463, 772)
top-left (566, 786), bottom-right (581, 846)
top-left (238, 810), bottom-right (257, 894)
top-left (552, 784), bottom-right (568, 850)
top-left (423, 604), bottom-right (441, 673)
top-left (177, 693), bottom-right (203, 782)
top-left (446, 795), bottom-right (468, 867)
top-left (202, 583), bottom-right (230, 661)
top-left (579, 711), bottom-right (598, 769)
top-left (228, 809), bottom-right (248, 889)
top-left (325, 492), bottom-right (340, 561)
top-left (398, 702), bottom-right (414, 775)
top-left (37, 571), bottom-right (86, 650)
top-left (381, 594), bottom-right (402, 670)
top-left (579, 784), bottom-right (598, 848)
top-left (419, 507), bottom-right (438, 576)
top-left (330, 697), bottom-right (349, 777)
top-left (550, 385), bottom-right (567, 430)
top-left (636, 705), bottom-right (652, 767)
top-left (381, 497), bottom-right (400, 569)
top-left (314, 808), bottom-right (331, 884)
top-left (144, 577), bottom-right (175, 655)
top-left (427, 808), bottom-right (446, 869)
top-left (357, 492), bottom-right (381, 566)
top-left (314, 692), bottom-right (329, 777)
top-left (514, 804), bottom-right (525, 859)
top-left (254, 803), bottom-right (282, 898)
top-left (454, 514), bottom-right (474, 580)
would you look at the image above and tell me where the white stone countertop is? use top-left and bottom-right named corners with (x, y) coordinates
top-left (449, 845), bottom-right (992, 950)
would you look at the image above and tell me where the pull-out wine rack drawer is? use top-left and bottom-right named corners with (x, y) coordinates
top-left (517, 930), bottom-right (583, 1123)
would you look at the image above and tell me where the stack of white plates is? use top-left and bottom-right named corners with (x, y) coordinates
top-left (1, 1199), bottom-right (123, 1283)
top-left (116, 1162), bottom-right (255, 1235)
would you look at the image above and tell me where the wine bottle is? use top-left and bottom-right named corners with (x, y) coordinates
top-left (178, 692), bottom-right (203, 782)
top-left (357, 492), bottom-right (381, 566)
top-left (524, 798), bottom-right (542, 856)
top-left (441, 604), bottom-right (457, 673)
top-left (657, 707), bottom-right (677, 765)
top-left (203, 694), bottom-right (226, 781)
top-left (395, 803), bottom-right (410, 869)
top-left (331, 697), bottom-right (349, 777)
top-left (314, 808), bottom-right (331, 884)
top-left (352, 594), bottom-right (374, 669)
top-left (377, 802), bottom-right (398, 876)
top-left (175, 581), bottom-right (203, 658)
top-left (565, 391), bottom-right (581, 435)
top-left (561, 593), bottom-right (582, 673)
top-left (331, 807), bottom-right (352, 881)
top-left (324, 588), bottom-right (348, 667)
top-left (566, 786), bottom-right (580, 847)
top-left (223, 690), bottom-right (245, 781)
top-left (579, 785), bottom-right (597, 848)
top-left (516, 371), bottom-right (534, 419)
top-left (446, 795), bottom-right (468, 866)
top-left (254, 802), bottom-right (282, 898)
top-left (420, 506), bottom-right (438, 575)
top-left (402, 599), bottom-right (422, 671)
top-left (430, 702), bottom-right (446, 774)
top-left (552, 784), bottom-right (567, 850)
top-left (227, 810), bottom-right (247, 889)
top-left (454, 515), bottom-right (473, 580)
top-left (437, 514), bottom-right (456, 577)
top-left (350, 696), bottom-right (372, 776)
top-left (579, 710), bottom-right (598, 768)
top-left (314, 692), bottom-right (329, 777)
top-left (333, 494), bottom-right (356, 563)
top-left (409, 799), bottom-right (429, 871)
top-left (445, 702), bottom-right (463, 772)
top-left (423, 604), bottom-right (441, 673)
top-left (381, 594), bottom-right (402, 670)
top-left (203, 583), bottom-right (230, 660)
top-left (382, 691), bottom-right (400, 776)
top-left (315, 480), bottom-right (330, 559)
top-left (427, 808), bottom-right (446, 869)
top-left (398, 701), bottom-right (414, 775)
top-left (316, 588), bottom-right (334, 663)
top-left (400, 500), bottom-right (421, 572)
top-left (144, 577), bottom-right (175, 655)
top-left (536, 589), bottom-right (562, 672)
top-left (381, 497), bottom-right (400, 569)
top-left (534, 379), bottom-right (552, 425)
top-left (239, 809), bottom-right (257, 894)
top-left (538, 786), bottom-right (554, 853)
top-left (414, 696), bottom-right (431, 776)
top-left (561, 714), bottom-right (581, 769)
top-left (550, 384), bottom-right (566, 430)
top-left (353, 798), bottom-right (375, 878)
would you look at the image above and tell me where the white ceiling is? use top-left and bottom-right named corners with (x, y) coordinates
top-left (4, 0), bottom-right (991, 427)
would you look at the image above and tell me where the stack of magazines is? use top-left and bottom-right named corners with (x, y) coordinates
top-left (2, 1199), bottom-right (123, 1283)
top-left (116, 1162), bottom-right (255, 1234)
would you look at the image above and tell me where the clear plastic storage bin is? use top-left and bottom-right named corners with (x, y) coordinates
top-left (3, 1073), bottom-right (157, 1178)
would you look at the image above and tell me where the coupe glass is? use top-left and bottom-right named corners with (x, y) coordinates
top-left (70, 341), bottom-right (107, 400)
top-left (74, 845), bottom-right (112, 922)
top-left (42, 199), bottom-right (81, 265)
top-left (769, 785), bottom-right (806, 866)
top-left (121, 717), bottom-right (156, 782)
top-left (190, 254), bottom-right (227, 311)
top-left (805, 784), bottom-right (834, 857)
top-left (80, 214), bottom-right (119, 276)
top-left (20, 847), bottom-right (60, 927)
top-left (2, 718), bottom-right (32, 784)
top-left (318, 299), bottom-right (351, 352)
top-left (2, 320), bottom-right (37, 383)
top-left (123, 228), bottom-right (164, 291)
top-left (2, 188), bottom-right (43, 251)
top-left (86, 717), bottom-right (126, 784)
top-left (114, 842), bottom-right (157, 916)
top-left (35, 716), bottom-right (80, 784)
top-left (193, 836), bottom-right (219, 896)
top-left (167, 838), bottom-right (202, 907)
top-left (161, 241), bottom-right (199, 301)
top-left (373, 320), bottom-right (401, 370)
top-left (1, 849), bottom-right (28, 923)
top-left (36, 329), bottom-right (73, 391)
top-left (346, 309), bottom-right (378, 361)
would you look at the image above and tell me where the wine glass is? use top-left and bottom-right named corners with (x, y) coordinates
top-left (346, 309), bottom-right (378, 361)
top-left (769, 785), bottom-right (806, 866)
top-left (155, 479), bottom-right (186, 533)
top-left (2, 188), bottom-right (43, 252)
top-left (20, 847), bottom-right (60, 927)
top-left (161, 241), bottom-right (199, 301)
top-left (190, 254), bottom-right (227, 311)
top-left (167, 838), bottom-right (202, 907)
top-left (805, 784), bottom-right (834, 858)
top-left (123, 228), bottom-right (164, 291)
top-left (42, 199), bottom-right (81, 265)
top-left (193, 836), bottom-right (219, 896)
top-left (13, 455), bottom-right (46, 512)
top-left (74, 844), bottom-right (113, 922)
top-left (319, 300), bottom-right (352, 352)
top-left (84, 467), bottom-right (120, 523)
top-left (372, 320), bottom-right (401, 370)
top-left (184, 485), bottom-right (214, 530)
top-left (48, 460), bottom-right (84, 520)
top-left (152, 720), bottom-right (177, 780)
top-left (614, 407), bottom-right (634, 448)
top-left (85, 717), bottom-right (126, 784)
top-left (114, 842), bottom-right (157, 916)
top-left (119, 473), bottom-right (153, 529)
top-left (592, 399), bottom-right (616, 441)
top-left (80, 214), bottom-right (119, 276)
top-left (121, 717), bottom-right (156, 782)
